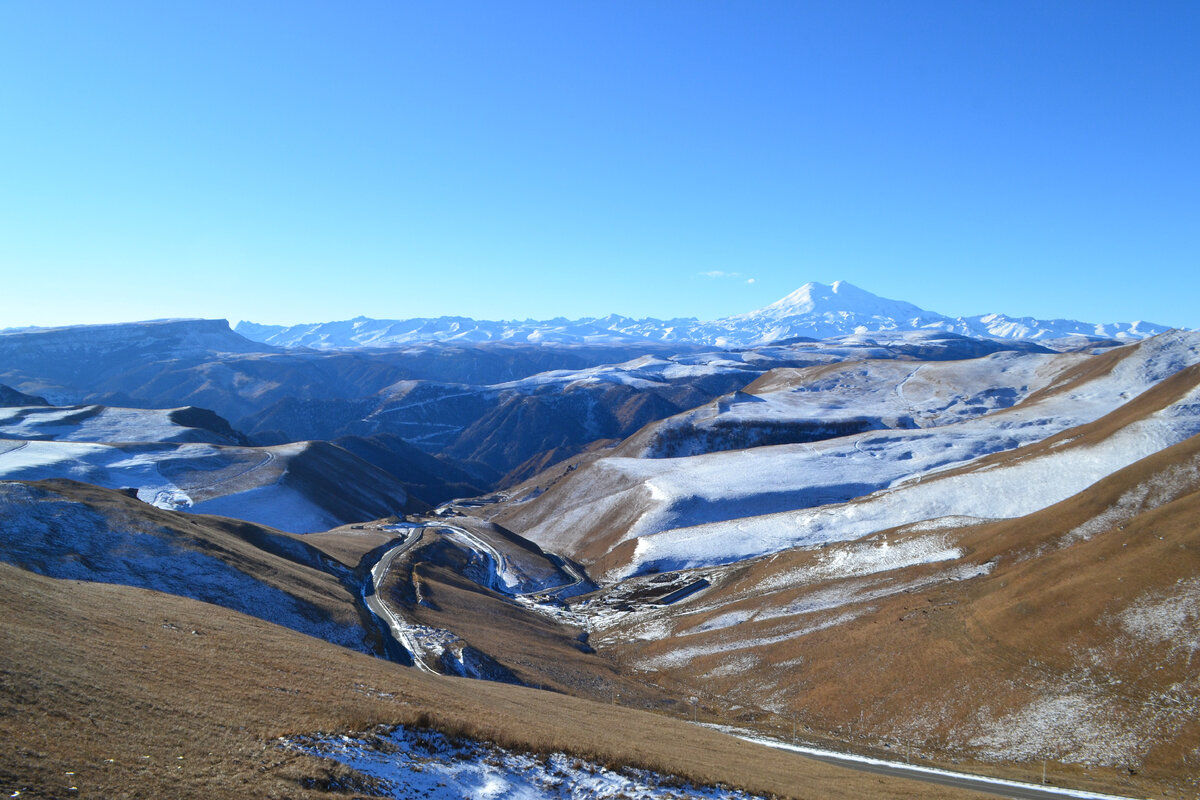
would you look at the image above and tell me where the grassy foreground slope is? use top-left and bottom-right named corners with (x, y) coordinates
top-left (0, 563), bottom-right (988, 800)
top-left (602, 429), bottom-right (1200, 799)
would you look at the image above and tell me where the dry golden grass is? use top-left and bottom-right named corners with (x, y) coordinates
top-left (13, 479), bottom-right (364, 629)
top-left (609, 432), bottom-right (1200, 800)
top-left (389, 535), bottom-right (672, 707)
top-left (0, 562), bottom-right (993, 800)
top-left (299, 523), bottom-right (402, 567)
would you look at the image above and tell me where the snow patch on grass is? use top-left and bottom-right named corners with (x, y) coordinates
top-left (968, 693), bottom-right (1144, 766)
top-left (677, 562), bottom-right (991, 638)
top-left (1117, 577), bottom-right (1200, 655)
top-left (899, 515), bottom-right (988, 533)
top-left (1060, 454), bottom-right (1200, 548)
top-left (755, 535), bottom-right (963, 592)
top-left (639, 609), bottom-right (867, 670)
top-left (701, 654), bottom-right (760, 679)
top-left (282, 726), bottom-right (768, 800)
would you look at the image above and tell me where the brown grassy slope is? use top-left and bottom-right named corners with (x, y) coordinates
top-left (0, 564), bottom-right (987, 800)
top-left (2, 479), bottom-right (363, 633)
top-left (613, 432), bottom-right (1200, 799)
top-left (298, 523), bottom-right (403, 568)
top-left (486, 447), bottom-right (652, 564)
top-left (385, 531), bottom-right (672, 708)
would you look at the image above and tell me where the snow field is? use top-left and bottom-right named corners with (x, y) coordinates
top-left (0, 404), bottom-right (229, 444)
top-left (603, 339), bottom-right (1200, 577)
top-left (0, 435), bottom-right (349, 533)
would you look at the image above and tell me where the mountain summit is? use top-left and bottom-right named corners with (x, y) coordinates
top-left (235, 282), bottom-right (1172, 349)
top-left (719, 280), bottom-right (950, 341)
top-left (742, 280), bottom-right (927, 320)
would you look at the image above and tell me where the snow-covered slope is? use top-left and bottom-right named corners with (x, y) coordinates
top-left (490, 331), bottom-right (1200, 578)
top-left (0, 404), bottom-right (245, 445)
top-left (236, 281), bottom-right (1173, 349)
top-left (0, 436), bottom-right (415, 533)
top-left (616, 348), bottom-right (1076, 459)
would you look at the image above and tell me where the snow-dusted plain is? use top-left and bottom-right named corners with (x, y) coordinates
top-left (236, 281), bottom-right (1173, 349)
top-left (0, 436), bottom-right (308, 522)
top-left (281, 726), bottom-right (769, 800)
top-left (0, 404), bottom-right (239, 444)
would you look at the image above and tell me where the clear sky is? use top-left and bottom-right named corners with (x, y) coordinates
top-left (1, 1), bottom-right (1197, 329)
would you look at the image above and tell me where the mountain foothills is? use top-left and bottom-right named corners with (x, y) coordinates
top-left (2, 282), bottom-right (1198, 800)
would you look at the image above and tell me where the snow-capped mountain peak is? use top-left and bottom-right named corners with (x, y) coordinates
top-left (734, 280), bottom-right (930, 323)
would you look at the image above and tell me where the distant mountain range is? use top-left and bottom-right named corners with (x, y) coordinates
top-left (236, 280), bottom-right (1172, 349)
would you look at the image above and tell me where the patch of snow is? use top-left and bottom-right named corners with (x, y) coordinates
top-left (968, 693), bottom-right (1145, 766)
top-left (189, 483), bottom-right (341, 534)
top-left (754, 535), bottom-right (963, 591)
top-left (899, 515), bottom-right (988, 533)
top-left (1117, 577), bottom-right (1200, 656)
top-left (638, 609), bottom-right (867, 670)
top-left (678, 562), bottom-right (992, 638)
top-left (1060, 454), bottom-right (1200, 548)
top-left (281, 726), bottom-right (769, 800)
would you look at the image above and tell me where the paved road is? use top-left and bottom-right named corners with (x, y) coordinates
top-left (441, 522), bottom-right (587, 598)
top-left (733, 732), bottom-right (1138, 800)
top-left (361, 522), bottom-right (588, 673)
top-left (362, 527), bottom-right (438, 673)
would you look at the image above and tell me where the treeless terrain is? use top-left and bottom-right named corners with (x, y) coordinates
top-left (599, 432), bottom-right (1200, 799)
top-left (0, 562), bottom-right (990, 800)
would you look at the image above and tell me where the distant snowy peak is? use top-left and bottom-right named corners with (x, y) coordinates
top-left (710, 281), bottom-right (954, 344)
top-left (739, 280), bottom-right (929, 321)
top-left (235, 283), bottom-right (1175, 350)
top-left (960, 313), bottom-right (1165, 341)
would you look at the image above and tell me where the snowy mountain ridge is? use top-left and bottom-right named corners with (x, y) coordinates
top-left (236, 281), bottom-right (1173, 349)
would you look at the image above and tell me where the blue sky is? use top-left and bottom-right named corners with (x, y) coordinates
top-left (1, 1), bottom-right (1197, 328)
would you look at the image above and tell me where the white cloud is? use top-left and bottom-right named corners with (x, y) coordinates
top-left (746, 278), bottom-right (756, 284)
top-left (700, 270), bottom-right (742, 279)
